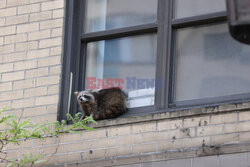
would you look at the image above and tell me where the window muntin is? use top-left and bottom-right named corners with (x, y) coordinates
top-left (174, 23), bottom-right (250, 102)
top-left (174, 0), bottom-right (226, 19)
top-left (85, 0), bottom-right (158, 33)
top-left (85, 34), bottom-right (157, 108)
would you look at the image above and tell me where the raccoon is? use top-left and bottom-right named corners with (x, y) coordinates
top-left (74, 87), bottom-right (127, 120)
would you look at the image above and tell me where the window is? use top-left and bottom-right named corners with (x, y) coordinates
top-left (59, 0), bottom-right (250, 121)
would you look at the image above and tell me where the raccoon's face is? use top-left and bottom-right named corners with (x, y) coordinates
top-left (74, 90), bottom-right (95, 104)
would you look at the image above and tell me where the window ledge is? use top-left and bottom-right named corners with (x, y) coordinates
top-left (92, 101), bottom-right (250, 129)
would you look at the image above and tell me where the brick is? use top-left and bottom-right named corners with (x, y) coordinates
top-left (158, 140), bottom-right (183, 151)
top-left (143, 131), bottom-right (169, 143)
top-left (40, 18), bottom-right (63, 30)
top-left (52, 153), bottom-right (81, 165)
top-left (60, 133), bottom-right (82, 143)
top-left (25, 67), bottom-right (48, 78)
top-left (41, 0), bottom-right (64, 11)
top-left (158, 119), bottom-right (182, 131)
top-left (51, 27), bottom-right (63, 37)
top-left (6, 15), bottom-right (28, 25)
top-left (29, 11), bottom-right (52, 22)
top-left (18, 4), bottom-right (40, 14)
top-left (108, 125), bottom-right (130, 137)
top-left (197, 126), bottom-right (223, 136)
top-left (239, 111), bottom-right (250, 121)
top-left (219, 153), bottom-right (247, 167)
top-left (132, 122), bottom-right (156, 134)
top-left (13, 79), bottom-right (36, 90)
top-left (27, 48), bottom-right (50, 59)
top-left (183, 116), bottom-right (209, 128)
top-left (49, 65), bottom-right (61, 75)
top-left (0, 44), bottom-right (14, 54)
top-left (51, 46), bottom-right (62, 55)
top-left (33, 136), bottom-right (57, 147)
top-left (193, 156), bottom-right (218, 167)
top-left (30, 0), bottom-right (49, 3)
top-left (81, 149), bottom-right (105, 161)
top-left (47, 105), bottom-right (57, 114)
top-left (211, 113), bottom-right (237, 124)
top-left (12, 98), bottom-right (35, 108)
top-left (224, 122), bottom-right (250, 133)
top-left (210, 134), bottom-right (238, 146)
top-left (0, 18), bottom-right (4, 27)
top-left (28, 29), bottom-right (50, 41)
top-left (38, 56), bottom-right (61, 67)
top-left (183, 137), bottom-right (209, 148)
top-left (39, 37), bottom-right (62, 48)
top-left (118, 135), bottom-right (142, 146)
top-left (24, 87), bottom-right (47, 98)
top-left (0, 0), bottom-right (6, 8)
top-left (67, 138), bottom-right (117, 152)
top-left (23, 106), bottom-right (47, 117)
top-left (0, 63), bottom-right (13, 73)
top-left (106, 146), bottom-right (131, 157)
top-left (3, 52), bottom-right (26, 63)
top-left (7, 0), bottom-right (29, 7)
top-left (17, 22), bottom-right (39, 33)
top-left (239, 132), bottom-right (250, 142)
top-left (0, 37), bottom-right (3, 45)
top-left (218, 104), bottom-right (237, 111)
top-left (0, 26), bottom-right (16, 36)
top-left (14, 60), bottom-right (37, 71)
top-left (31, 114), bottom-right (56, 122)
top-left (53, 9), bottom-right (64, 18)
top-left (82, 129), bottom-right (106, 140)
top-left (35, 95), bottom-right (58, 105)
top-left (0, 82), bottom-right (12, 92)
top-left (169, 128), bottom-right (195, 139)
top-left (0, 90), bottom-right (23, 101)
top-left (4, 33), bottom-right (27, 44)
top-left (0, 101), bottom-right (11, 109)
top-left (36, 75), bottom-right (60, 86)
top-left (132, 143), bottom-right (156, 154)
top-left (8, 139), bottom-right (33, 150)
top-left (1, 71), bottom-right (24, 82)
top-left (43, 144), bottom-right (66, 155)
top-left (48, 85), bottom-right (59, 95)
top-left (0, 7), bottom-right (16, 17)
top-left (16, 41), bottom-right (38, 52)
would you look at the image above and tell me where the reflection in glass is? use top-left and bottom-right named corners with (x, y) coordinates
top-left (85, 0), bottom-right (157, 32)
top-left (175, 23), bottom-right (250, 102)
top-left (86, 34), bottom-right (157, 108)
top-left (174, 0), bottom-right (226, 19)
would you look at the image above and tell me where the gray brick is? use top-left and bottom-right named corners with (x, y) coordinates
top-left (219, 153), bottom-right (247, 167)
top-left (193, 156), bottom-right (218, 167)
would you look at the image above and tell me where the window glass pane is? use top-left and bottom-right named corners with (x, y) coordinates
top-left (86, 34), bottom-right (157, 108)
top-left (85, 0), bottom-right (157, 33)
top-left (175, 23), bottom-right (250, 102)
top-left (174, 0), bottom-right (226, 19)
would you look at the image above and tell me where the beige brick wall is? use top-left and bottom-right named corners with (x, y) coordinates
top-left (0, 0), bottom-right (62, 122)
top-left (1, 0), bottom-right (250, 167)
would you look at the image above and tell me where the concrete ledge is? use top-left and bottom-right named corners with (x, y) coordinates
top-left (91, 101), bottom-right (250, 129)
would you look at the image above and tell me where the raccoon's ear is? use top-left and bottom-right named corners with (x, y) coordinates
top-left (74, 91), bottom-right (79, 96)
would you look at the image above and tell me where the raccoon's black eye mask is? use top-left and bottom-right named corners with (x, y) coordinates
top-left (79, 95), bottom-right (91, 102)
top-left (83, 95), bottom-right (90, 99)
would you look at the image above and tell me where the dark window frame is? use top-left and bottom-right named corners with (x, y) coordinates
top-left (58, 0), bottom-right (250, 121)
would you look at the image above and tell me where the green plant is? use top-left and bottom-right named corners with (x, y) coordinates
top-left (0, 107), bottom-right (96, 167)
